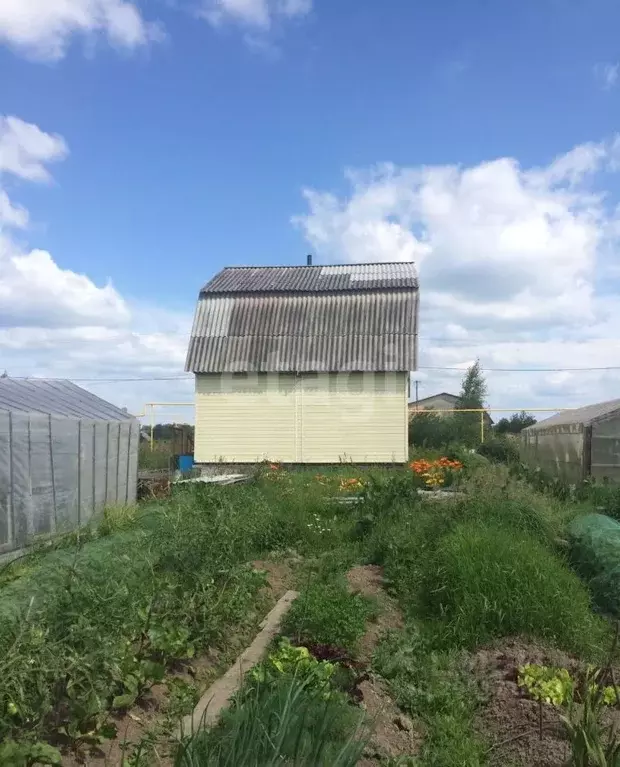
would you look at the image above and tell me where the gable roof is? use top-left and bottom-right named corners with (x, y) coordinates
top-left (186, 263), bottom-right (419, 373)
top-left (410, 392), bottom-right (459, 406)
top-left (523, 398), bottom-right (620, 431)
top-left (0, 378), bottom-right (134, 421)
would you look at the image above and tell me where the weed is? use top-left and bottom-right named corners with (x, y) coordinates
top-left (166, 678), bottom-right (201, 721)
top-left (375, 629), bottom-right (486, 767)
top-left (282, 580), bottom-right (373, 653)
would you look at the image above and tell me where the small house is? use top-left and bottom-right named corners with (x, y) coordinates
top-left (409, 392), bottom-right (494, 428)
top-left (0, 378), bottom-right (139, 556)
top-left (521, 398), bottom-right (620, 483)
top-left (186, 262), bottom-right (419, 465)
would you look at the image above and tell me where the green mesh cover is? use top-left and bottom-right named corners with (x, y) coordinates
top-left (568, 513), bottom-right (620, 616)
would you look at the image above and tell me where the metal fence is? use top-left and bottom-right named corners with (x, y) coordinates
top-left (0, 413), bottom-right (139, 556)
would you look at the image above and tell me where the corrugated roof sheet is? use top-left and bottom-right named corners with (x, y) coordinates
top-left (187, 264), bottom-right (419, 373)
top-left (202, 263), bottom-right (419, 294)
top-left (524, 398), bottom-right (620, 431)
top-left (0, 379), bottom-right (134, 420)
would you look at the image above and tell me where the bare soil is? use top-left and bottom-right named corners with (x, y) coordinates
top-left (346, 564), bottom-right (422, 765)
top-left (472, 638), bottom-right (581, 767)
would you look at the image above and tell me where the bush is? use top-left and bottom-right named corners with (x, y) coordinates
top-left (476, 436), bottom-right (519, 464)
top-left (408, 411), bottom-right (461, 449)
top-left (421, 523), bottom-right (607, 655)
top-left (282, 581), bottom-right (372, 653)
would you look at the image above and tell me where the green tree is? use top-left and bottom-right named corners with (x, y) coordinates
top-left (495, 411), bottom-right (537, 435)
top-left (455, 360), bottom-right (488, 446)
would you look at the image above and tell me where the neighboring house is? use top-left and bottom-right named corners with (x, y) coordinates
top-left (186, 262), bottom-right (419, 464)
top-left (0, 378), bottom-right (139, 556)
top-left (408, 392), bottom-right (494, 427)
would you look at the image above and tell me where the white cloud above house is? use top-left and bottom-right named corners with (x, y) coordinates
top-left (295, 138), bottom-right (620, 415)
top-left (0, 0), bottom-right (162, 61)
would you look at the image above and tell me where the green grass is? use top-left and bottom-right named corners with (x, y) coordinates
top-left (175, 674), bottom-right (366, 767)
top-left (0, 458), bottom-right (613, 764)
top-left (421, 522), bottom-right (608, 655)
top-left (375, 630), bottom-right (486, 767)
top-left (282, 579), bottom-right (374, 653)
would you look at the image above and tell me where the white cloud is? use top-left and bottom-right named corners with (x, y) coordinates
top-left (0, 116), bottom-right (192, 417)
top-left (202, 0), bottom-right (311, 29)
top-left (594, 62), bottom-right (619, 90)
top-left (0, 236), bottom-right (131, 328)
top-left (296, 138), bottom-right (620, 413)
top-left (0, 191), bottom-right (28, 229)
top-left (0, 116), bottom-right (68, 182)
top-left (0, 0), bottom-right (161, 61)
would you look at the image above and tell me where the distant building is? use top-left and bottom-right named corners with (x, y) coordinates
top-left (408, 391), bottom-right (494, 427)
top-left (186, 262), bottom-right (419, 465)
top-left (0, 378), bottom-right (139, 556)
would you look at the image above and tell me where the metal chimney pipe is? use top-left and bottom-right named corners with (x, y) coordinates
top-left (307, 254), bottom-right (313, 266)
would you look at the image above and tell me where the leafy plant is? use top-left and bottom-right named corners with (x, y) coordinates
top-left (0, 740), bottom-right (62, 766)
top-left (248, 638), bottom-right (336, 695)
top-left (518, 663), bottom-right (574, 706)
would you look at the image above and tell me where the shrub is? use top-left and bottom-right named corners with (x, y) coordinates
top-left (408, 411), bottom-right (461, 449)
top-left (282, 581), bottom-right (372, 653)
top-left (476, 436), bottom-right (519, 464)
top-left (421, 523), bottom-right (607, 655)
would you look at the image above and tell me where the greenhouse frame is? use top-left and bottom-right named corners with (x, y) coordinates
top-left (0, 378), bottom-right (139, 557)
top-left (521, 398), bottom-right (620, 483)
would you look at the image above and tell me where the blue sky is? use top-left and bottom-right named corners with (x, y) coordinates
top-left (1, 0), bottom-right (620, 420)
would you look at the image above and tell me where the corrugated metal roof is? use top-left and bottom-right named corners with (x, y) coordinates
top-left (0, 379), bottom-right (134, 420)
top-left (187, 267), bottom-right (418, 373)
top-left (202, 263), bottom-right (419, 294)
top-left (524, 398), bottom-right (620, 431)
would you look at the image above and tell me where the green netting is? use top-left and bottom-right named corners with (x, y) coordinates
top-left (568, 513), bottom-right (620, 616)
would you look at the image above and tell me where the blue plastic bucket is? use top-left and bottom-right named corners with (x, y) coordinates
top-left (178, 454), bottom-right (194, 473)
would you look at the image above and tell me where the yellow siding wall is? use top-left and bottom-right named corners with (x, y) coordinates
top-left (195, 374), bottom-right (297, 463)
top-left (194, 372), bottom-right (408, 464)
top-left (299, 373), bottom-right (407, 463)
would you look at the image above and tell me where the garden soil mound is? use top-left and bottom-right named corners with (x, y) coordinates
top-left (472, 638), bottom-right (580, 767)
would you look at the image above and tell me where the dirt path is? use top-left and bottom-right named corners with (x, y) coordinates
top-left (346, 565), bottom-right (422, 765)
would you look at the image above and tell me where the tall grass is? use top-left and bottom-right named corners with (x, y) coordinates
top-left (422, 522), bottom-right (607, 655)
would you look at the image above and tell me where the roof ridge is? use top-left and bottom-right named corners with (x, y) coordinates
top-left (218, 262), bottom-right (416, 270)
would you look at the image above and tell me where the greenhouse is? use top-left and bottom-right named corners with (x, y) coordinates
top-left (0, 378), bottom-right (139, 557)
top-left (521, 398), bottom-right (620, 483)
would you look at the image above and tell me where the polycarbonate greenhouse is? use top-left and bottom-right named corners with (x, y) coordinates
top-left (0, 378), bottom-right (139, 557)
top-left (521, 398), bottom-right (620, 483)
